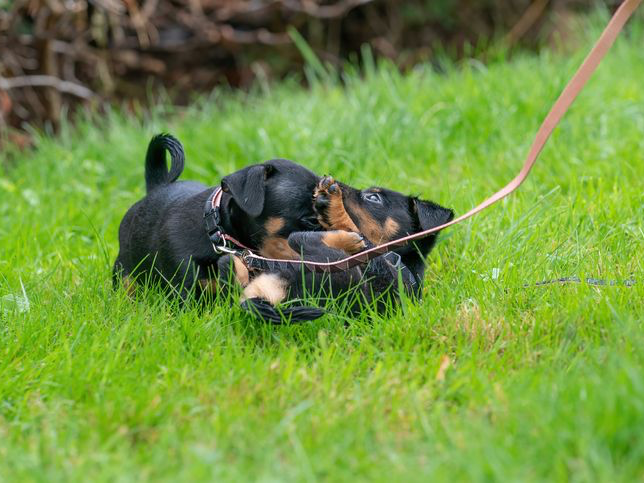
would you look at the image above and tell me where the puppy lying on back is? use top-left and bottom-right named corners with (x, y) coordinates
top-left (113, 134), bottom-right (321, 299)
top-left (239, 176), bottom-right (454, 321)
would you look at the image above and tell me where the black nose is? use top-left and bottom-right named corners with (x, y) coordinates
top-left (221, 180), bottom-right (229, 193)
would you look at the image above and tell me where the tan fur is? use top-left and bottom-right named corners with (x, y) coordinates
top-left (344, 201), bottom-right (382, 242)
top-left (314, 178), bottom-right (360, 232)
top-left (198, 278), bottom-right (218, 293)
top-left (383, 217), bottom-right (400, 240)
top-left (232, 256), bottom-right (250, 286)
top-left (241, 273), bottom-right (288, 305)
top-left (344, 201), bottom-right (400, 244)
top-left (315, 177), bottom-right (401, 244)
top-left (322, 231), bottom-right (366, 254)
top-left (123, 275), bottom-right (136, 297)
top-left (264, 216), bottom-right (285, 235)
top-left (260, 236), bottom-right (300, 259)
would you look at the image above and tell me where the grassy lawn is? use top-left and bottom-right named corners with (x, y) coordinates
top-left (1, 16), bottom-right (644, 481)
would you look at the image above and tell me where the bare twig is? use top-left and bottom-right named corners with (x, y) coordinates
top-left (505, 0), bottom-right (551, 46)
top-left (282, 0), bottom-right (376, 19)
top-left (0, 75), bottom-right (95, 99)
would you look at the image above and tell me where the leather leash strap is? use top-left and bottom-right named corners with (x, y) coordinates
top-left (243, 0), bottom-right (642, 273)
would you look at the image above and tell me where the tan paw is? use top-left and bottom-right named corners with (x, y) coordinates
top-left (313, 176), bottom-right (359, 232)
top-left (321, 230), bottom-right (366, 254)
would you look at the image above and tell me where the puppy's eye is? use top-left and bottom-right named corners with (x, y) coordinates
top-left (362, 192), bottom-right (383, 204)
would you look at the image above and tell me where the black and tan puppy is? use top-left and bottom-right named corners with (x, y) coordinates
top-left (113, 134), bottom-right (321, 299)
top-left (313, 176), bottom-right (454, 289)
top-left (240, 176), bottom-right (454, 320)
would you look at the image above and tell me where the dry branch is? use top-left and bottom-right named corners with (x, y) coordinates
top-left (0, 75), bottom-right (96, 99)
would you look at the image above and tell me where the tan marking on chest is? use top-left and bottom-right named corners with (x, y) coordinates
top-left (264, 217), bottom-right (285, 235)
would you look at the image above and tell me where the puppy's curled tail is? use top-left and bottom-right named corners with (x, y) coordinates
top-left (145, 133), bottom-right (185, 193)
top-left (241, 298), bottom-right (325, 324)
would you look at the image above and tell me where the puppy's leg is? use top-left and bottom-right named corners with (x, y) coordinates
top-left (215, 254), bottom-right (250, 298)
top-left (112, 259), bottom-right (136, 297)
top-left (288, 230), bottom-right (366, 256)
top-left (241, 232), bottom-right (371, 321)
top-left (286, 231), bottom-right (365, 296)
top-left (320, 231), bottom-right (366, 254)
top-left (169, 262), bottom-right (200, 302)
top-left (313, 176), bottom-right (360, 232)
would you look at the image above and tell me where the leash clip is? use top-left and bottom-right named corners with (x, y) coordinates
top-left (212, 241), bottom-right (237, 255)
top-left (210, 230), bottom-right (236, 255)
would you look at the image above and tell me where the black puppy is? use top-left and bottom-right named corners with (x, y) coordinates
top-left (113, 134), bottom-right (321, 299)
top-left (239, 176), bottom-right (454, 320)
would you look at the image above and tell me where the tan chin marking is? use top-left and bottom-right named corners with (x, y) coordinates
top-left (241, 273), bottom-right (288, 305)
top-left (232, 256), bottom-right (250, 286)
top-left (260, 236), bottom-right (300, 259)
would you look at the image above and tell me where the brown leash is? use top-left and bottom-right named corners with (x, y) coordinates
top-left (234, 0), bottom-right (642, 273)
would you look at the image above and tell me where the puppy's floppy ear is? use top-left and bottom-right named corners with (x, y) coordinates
top-left (413, 199), bottom-right (454, 231)
top-left (221, 164), bottom-right (271, 217)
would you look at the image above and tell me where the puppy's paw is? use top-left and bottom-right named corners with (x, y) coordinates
top-left (314, 176), bottom-right (341, 199)
top-left (314, 176), bottom-right (359, 232)
top-left (313, 176), bottom-right (340, 225)
top-left (322, 230), bottom-right (367, 254)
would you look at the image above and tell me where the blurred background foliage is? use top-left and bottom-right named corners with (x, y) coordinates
top-left (0, 0), bottom-right (625, 143)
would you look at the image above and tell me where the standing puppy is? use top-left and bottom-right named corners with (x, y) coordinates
top-left (113, 134), bottom-right (321, 300)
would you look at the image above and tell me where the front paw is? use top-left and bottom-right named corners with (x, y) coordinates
top-left (321, 230), bottom-right (366, 254)
top-left (313, 175), bottom-right (360, 233)
top-left (313, 176), bottom-right (342, 228)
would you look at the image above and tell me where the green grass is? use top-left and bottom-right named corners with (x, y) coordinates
top-left (1, 16), bottom-right (644, 481)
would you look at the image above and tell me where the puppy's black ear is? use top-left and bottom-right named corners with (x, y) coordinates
top-left (221, 164), bottom-right (270, 217)
top-left (413, 199), bottom-right (454, 231)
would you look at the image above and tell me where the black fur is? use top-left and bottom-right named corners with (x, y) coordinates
top-left (242, 181), bottom-right (454, 322)
top-left (336, 183), bottom-right (453, 294)
top-left (113, 134), bottom-right (321, 299)
top-left (241, 298), bottom-right (325, 323)
top-left (144, 134), bottom-right (185, 193)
